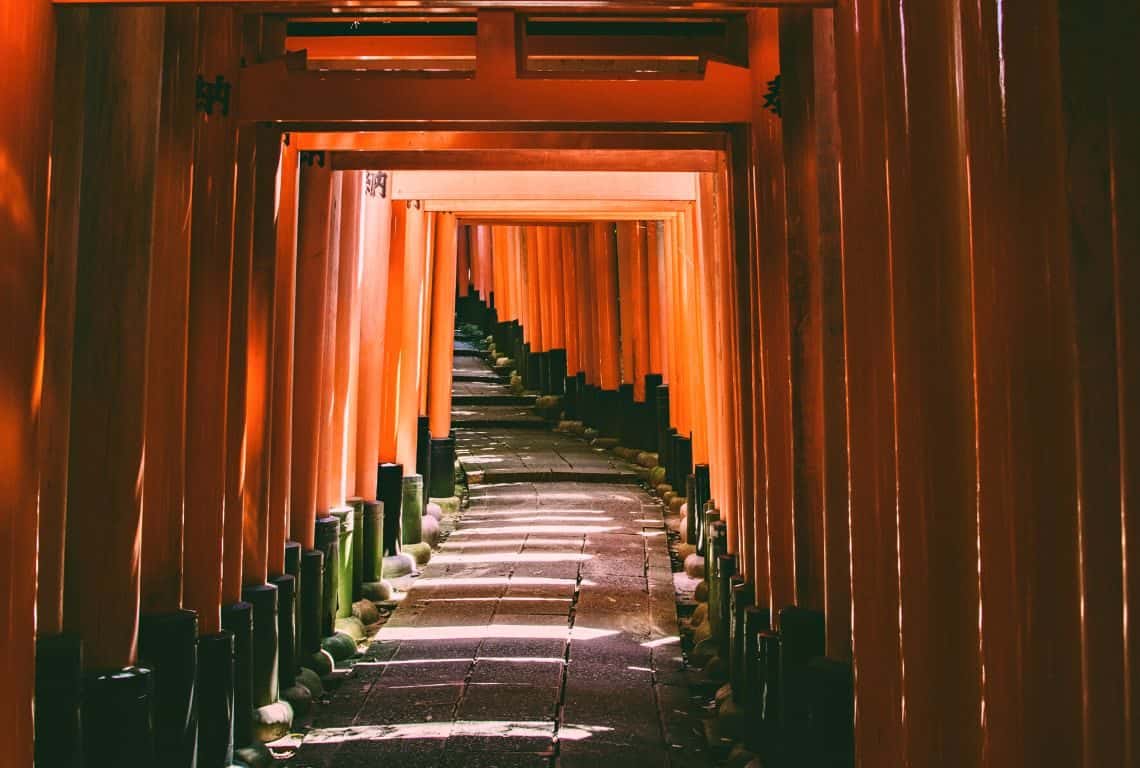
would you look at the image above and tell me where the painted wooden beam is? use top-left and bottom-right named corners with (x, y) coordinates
top-left (390, 170), bottom-right (697, 201)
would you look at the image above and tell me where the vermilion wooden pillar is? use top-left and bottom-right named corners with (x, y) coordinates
top-left (810, 8), bottom-right (851, 662)
top-left (354, 174), bottom-right (393, 499)
top-left (289, 155), bottom-right (335, 549)
top-left (831, 2), bottom-right (904, 761)
top-left (140, 8), bottom-right (198, 615)
top-left (779, 9), bottom-right (826, 615)
top-left (268, 140), bottom-right (299, 576)
top-left (65, 6), bottom-right (164, 665)
top-left (183, 6), bottom-right (239, 636)
top-left (883, 2), bottom-right (983, 762)
top-left (223, 126), bottom-right (256, 604)
top-left (241, 125), bottom-right (282, 588)
top-left (417, 213), bottom-right (436, 417)
top-left (36, 9), bottom-right (85, 636)
top-left (1, 0), bottom-right (54, 760)
top-left (326, 172), bottom-right (363, 508)
top-left (378, 204), bottom-right (406, 464)
top-left (396, 202), bottom-right (428, 474)
top-left (749, 10), bottom-right (795, 617)
top-left (560, 228), bottom-right (581, 376)
top-left (616, 222), bottom-right (637, 392)
top-left (592, 223), bottom-right (621, 392)
top-left (428, 214), bottom-right (460, 440)
top-left (955, 2), bottom-right (1081, 765)
top-left (315, 172), bottom-right (344, 515)
top-left (646, 222), bottom-right (664, 378)
top-left (546, 227), bottom-right (565, 352)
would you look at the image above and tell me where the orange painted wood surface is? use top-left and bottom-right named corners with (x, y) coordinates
top-left (140, 8), bottom-right (199, 613)
top-left (64, 7), bottom-right (164, 665)
top-left (268, 141), bottom-right (299, 574)
top-left (182, 7), bottom-right (239, 634)
top-left (290, 158), bottom-right (335, 548)
top-left (396, 202), bottom-right (428, 474)
top-left (315, 172), bottom-right (344, 514)
top-left (354, 176), bottom-right (392, 498)
top-left (428, 213), bottom-right (460, 439)
top-left (241, 125), bottom-right (282, 587)
top-left (36, 8), bottom-right (86, 633)
top-left (378, 203), bottom-right (406, 464)
top-left (2, 0), bottom-right (53, 756)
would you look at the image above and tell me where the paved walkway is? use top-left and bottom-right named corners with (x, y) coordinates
top-left (284, 346), bottom-right (703, 767)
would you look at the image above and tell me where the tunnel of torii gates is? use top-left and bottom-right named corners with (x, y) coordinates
top-left (1, 1), bottom-right (1139, 767)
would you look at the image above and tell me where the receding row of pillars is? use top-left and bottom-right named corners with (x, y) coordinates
top-left (4, 7), bottom-right (470, 767)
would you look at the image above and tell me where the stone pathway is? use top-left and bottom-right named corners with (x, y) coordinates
top-left (283, 347), bottom-right (706, 768)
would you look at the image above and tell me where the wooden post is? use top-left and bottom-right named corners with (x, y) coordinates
top-left (241, 125), bottom-right (282, 588)
top-left (36, 8), bottom-right (86, 635)
top-left (289, 155), bottom-right (335, 549)
top-left (140, 8), bottom-right (198, 615)
top-left (378, 204), bottom-right (406, 464)
top-left (2, 0), bottom-right (55, 759)
top-left (395, 201), bottom-right (428, 474)
top-left (183, 7), bottom-right (240, 634)
top-left (268, 139), bottom-right (298, 576)
top-left (315, 173), bottom-right (343, 515)
top-left (428, 214), bottom-right (460, 440)
top-left (354, 174), bottom-right (393, 499)
top-left (64, 6), bottom-right (165, 665)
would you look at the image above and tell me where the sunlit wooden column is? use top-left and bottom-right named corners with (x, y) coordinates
top-left (378, 204), bottom-right (406, 465)
top-left (577, 225), bottom-right (598, 388)
top-left (223, 127), bottom-right (256, 605)
top-left (748, 10), bottom-right (796, 617)
top-left (289, 154), bottom-right (335, 550)
top-left (35, 10), bottom-right (85, 641)
top-left (557, 229), bottom-right (576, 376)
top-left (324, 172), bottom-right (362, 509)
top-left (955, 2), bottom-right (1082, 765)
top-left (535, 226), bottom-right (552, 356)
top-left (183, 7), bottom-right (240, 636)
top-left (417, 213), bottom-right (437, 418)
top-left (396, 202), bottom-right (428, 475)
top-left (354, 173), bottom-right (393, 500)
top-left (64, 0), bottom-right (162, 682)
top-left (315, 173), bottom-right (344, 516)
top-left (616, 222), bottom-right (637, 394)
top-left (546, 227), bottom-right (565, 351)
top-left (630, 223), bottom-right (651, 402)
top-left (268, 141), bottom-right (299, 576)
top-left (831, 1), bottom-right (904, 761)
top-left (343, 180), bottom-right (366, 501)
top-left (592, 219), bottom-right (620, 389)
top-left (646, 222), bottom-right (665, 378)
top-left (428, 214), bottom-right (459, 439)
top-left (2, 0), bottom-right (55, 762)
top-left (240, 125), bottom-right (283, 590)
top-left (456, 223), bottom-right (471, 297)
top-left (684, 207), bottom-right (711, 468)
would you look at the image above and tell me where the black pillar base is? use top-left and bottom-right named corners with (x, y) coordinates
top-left (416, 416), bottom-right (432, 505)
top-left (656, 385), bottom-right (672, 473)
top-left (742, 606), bottom-right (772, 712)
top-left (777, 606), bottom-right (826, 737)
top-left (644, 374), bottom-right (663, 451)
top-left (804, 658), bottom-right (855, 766)
top-left (35, 633), bottom-right (83, 768)
top-left (314, 517), bottom-right (339, 638)
top-left (83, 666), bottom-right (155, 766)
top-left (525, 344), bottom-right (540, 389)
top-left (694, 464), bottom-right (712, 555)
top-left (564, 375), bottom-right (579, 419)
top-left (348, 498), bottom-right (365, 602)
top-left (729, 580), bottom-right (755, 697)
top-left (269, 573), bottom-right (296, 689)
top-left (242, 584), bottom-right (279, 709)
top-left (685, 472), bottom-right (698, 545)
top-left (362, 500), bottom-right (383, 581)
top-left (197, 631), bottom-right (235, 767)
top-left (618, 383), bottom-right (635, 445)
top-left (221, 601), bottom-right (254, 749)
top-left (299, 550), bottom-right (324, 659)
top-left (377, 462), bottom-right (403, 556)
top-left (138, 610), bottom-right (198, 768)
top-left (548, 349), bottom-right (567, 395)
top-left (429, 437), bottom-right (457, 498)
